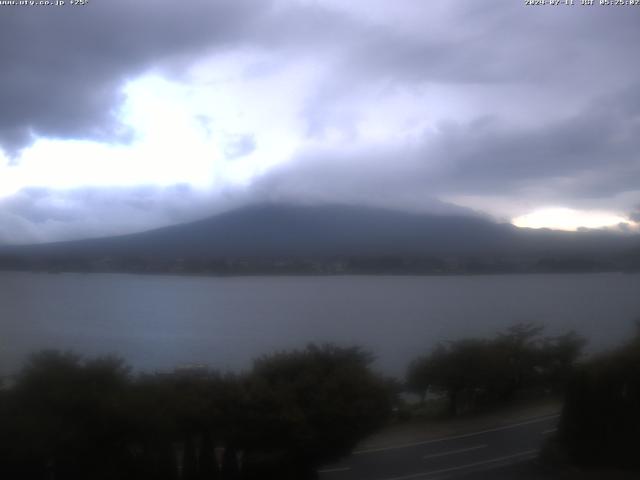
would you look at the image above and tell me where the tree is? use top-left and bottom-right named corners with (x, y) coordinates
top-left (559, 325), bottom-right (640, 470)
top-left (539, 331), bottom-right (586, 393)
top-left (241, 344), bottom-right (393, 479)
top-left (406, 355), bottom-right (432, 404)
top-left (4, 351), bottom-right (132, 479)
top-left (407, 337), bottom-right (513, 416)
top-left (492, 322), bottom-right (545, 400)
top-left (406, 323), bottom-right (585, 417)
top-left (1, 345), bottom-right (394, 479)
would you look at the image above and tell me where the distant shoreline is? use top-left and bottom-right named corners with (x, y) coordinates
top-left (0, 267), bottom-right (636, 278)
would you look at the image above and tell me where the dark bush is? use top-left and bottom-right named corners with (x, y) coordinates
top-left (0, 344), bottom-right (392, 480)
top-left (559, 330), bottom-right (640, 470)
top-left (406, 323), bottom-right (585, 416)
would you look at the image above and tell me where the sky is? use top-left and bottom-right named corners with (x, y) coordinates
top-left (1, 0), bottom-right (640, 244)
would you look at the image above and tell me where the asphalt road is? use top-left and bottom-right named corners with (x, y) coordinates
top-left (318, 414), bottom-right (559, 480)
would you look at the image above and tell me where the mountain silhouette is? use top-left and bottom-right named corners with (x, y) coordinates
top-left (1, 204), bottom-right (638, 268)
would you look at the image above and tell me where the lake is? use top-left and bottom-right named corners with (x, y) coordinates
top-left (1, 272), bottom-right (639, 377)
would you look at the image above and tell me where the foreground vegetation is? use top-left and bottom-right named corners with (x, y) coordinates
top-left (0, 345), bottom-right (393, 480)
top-left (1, 322), bottom-right (639, 478)
top-left (405, 323), bottom-right (640, 473)
top-left (405, 323), bottom-right (585, 417)
top-left (557, 327), bottom-right (640, 470)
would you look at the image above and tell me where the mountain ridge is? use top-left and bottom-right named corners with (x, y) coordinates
top-left (0, 203), bottom-right (639, 274)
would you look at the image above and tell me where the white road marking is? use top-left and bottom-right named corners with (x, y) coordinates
top-left (354, 414), bottom-right (559, 455)
top-left (422, 444), bottom-right (487, 460)
top-left (542, 428), bottom-right (557, 435)
top-left (379, 450), bottom-right (538, 480)
top-left (318, 466), bottom-right (351, 474)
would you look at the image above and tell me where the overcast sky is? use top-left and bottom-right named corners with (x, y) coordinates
top-left (1, 0), bottom-right (639, 243)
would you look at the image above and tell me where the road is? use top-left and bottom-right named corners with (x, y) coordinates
top-left (318, 414), bottom-right (559, 480)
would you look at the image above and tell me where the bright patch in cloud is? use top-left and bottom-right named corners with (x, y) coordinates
top-left (512, 207), bottom-right (628, 231)
top-left (0, 50), bottom-right (477, 202)
top-left (0, 52), bottom-right (315, 199)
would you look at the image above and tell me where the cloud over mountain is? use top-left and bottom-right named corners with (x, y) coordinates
top-left (0, 1), bottom-right (639, 243)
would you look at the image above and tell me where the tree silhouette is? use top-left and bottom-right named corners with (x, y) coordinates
top-left (406, 324), bottom-right (585, 416)
top-left (0, 344), bottom-right (393, 479)
top-left (559, 325), bottom-right (640, 469)
top-left (242, 344), bottom-right (393, 479)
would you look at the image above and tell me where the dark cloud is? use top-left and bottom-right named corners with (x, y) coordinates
top-left (301, 4), bottom-right (640, 142)
top-left (427, 85), bottom-right (640, 197)
top-left (252, 80), bottom-right (640, 215)
top-left (338, 4), bottom-right (640, 86)
top-left (0, 0), bottom-right (272, 155)
top-left (250, 143), bottom-right (478, 217)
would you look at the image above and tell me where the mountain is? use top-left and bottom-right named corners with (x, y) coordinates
top-left (1, 203), bottom-right (639, 273)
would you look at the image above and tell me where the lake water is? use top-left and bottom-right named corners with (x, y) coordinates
top-left (1, 272), bottom-right (639, 377)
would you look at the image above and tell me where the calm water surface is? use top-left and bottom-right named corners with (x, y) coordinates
top-left (1, 272), bottom-right (639, 376)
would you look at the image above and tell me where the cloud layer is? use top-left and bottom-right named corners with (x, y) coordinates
top-left (1, 1), bottom-right (639, 242)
